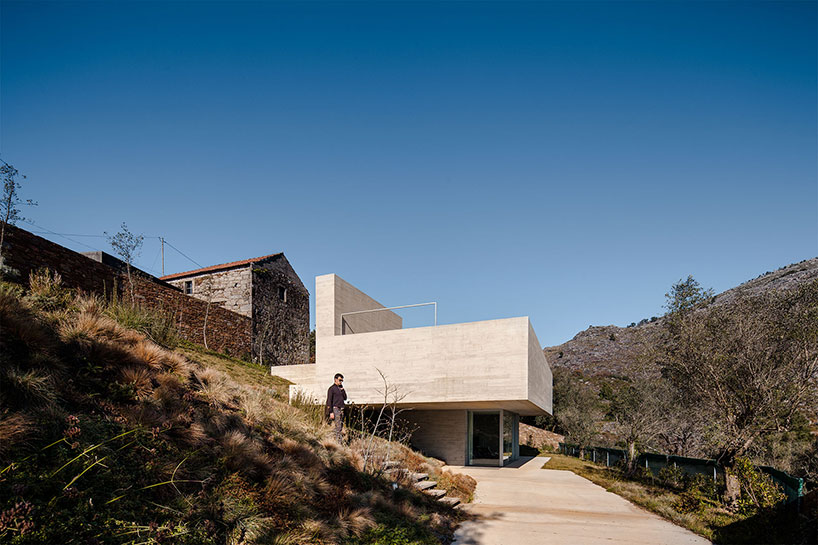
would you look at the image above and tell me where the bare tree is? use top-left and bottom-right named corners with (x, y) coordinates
top-left (0, 162), bottom-right (37, 264)
top-left (360, 368), bottom-right (411, 474)
top-left (105, 222), bottom-right (143, 303)
top-left (199, 276), bottom-right (215, 349)
top-left (609, 374), bottom-right (672, 473)
top-left (551, 367), bottom-right (601, 458)
top-left (662, 280), bottom-right (818, 469)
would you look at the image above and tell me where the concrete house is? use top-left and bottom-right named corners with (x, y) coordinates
top-left (274, 274), bottom-right (553, 467)
top-left (161, 254), bottom-right (309, 366)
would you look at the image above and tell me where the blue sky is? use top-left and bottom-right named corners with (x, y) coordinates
top-left (1, 1), bottom-right (816, 346)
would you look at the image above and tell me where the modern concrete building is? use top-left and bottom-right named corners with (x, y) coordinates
top-left (273, 274), bottom-right (553, 466)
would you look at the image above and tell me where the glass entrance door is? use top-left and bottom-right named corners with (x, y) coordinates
top-left (468, 411), bottom-right (500, 466)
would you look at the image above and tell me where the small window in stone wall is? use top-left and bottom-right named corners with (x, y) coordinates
top-left (278, 286), bottom-right (287, 302)
top-left (184, 281), bottom-right (193, 295)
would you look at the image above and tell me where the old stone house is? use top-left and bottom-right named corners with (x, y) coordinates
top-left (161, 253), bottom-right (309, 366)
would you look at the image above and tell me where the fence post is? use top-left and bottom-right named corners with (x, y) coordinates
top-left (606, 451), bottom-right (609, 467)
top-left (713, 465), bottom-right (717, 482)
top-left (592, 450), bottom-right (595, 463)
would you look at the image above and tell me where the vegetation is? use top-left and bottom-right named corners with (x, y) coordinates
top-left (0, 271), bottom-right (466, 544)
top-left (535, 272), bottom-right (818, 540)
top-left (104, 222), bottom-right (144, 302)
top-left (543, 454), bottom-right (809, 544)
top-left (0, 162), bottom-right (36, 266)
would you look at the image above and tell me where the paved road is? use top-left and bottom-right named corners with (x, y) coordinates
top-left (448, 456), bottom-right (711, 545)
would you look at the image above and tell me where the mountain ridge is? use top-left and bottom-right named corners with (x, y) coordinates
top-left (543, 257), bottom-right (818, 378)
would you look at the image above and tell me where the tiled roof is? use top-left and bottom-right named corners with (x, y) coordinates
top-left (160, 253), bottom-right (283, 281)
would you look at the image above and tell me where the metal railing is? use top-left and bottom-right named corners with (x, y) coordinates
top-left (340, 302), bottom-right (437, 335)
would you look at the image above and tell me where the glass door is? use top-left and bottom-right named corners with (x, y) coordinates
top-left (468, 411), bottom-right (500, 466)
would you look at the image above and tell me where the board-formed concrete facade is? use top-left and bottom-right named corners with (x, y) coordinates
top-left (274, 274), bottom-right (553, 466)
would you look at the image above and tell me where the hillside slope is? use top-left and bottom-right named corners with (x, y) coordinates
top-left (544, 257), bottom-right (818, 378)
top-left (0, 276), bottom-right (467, 545)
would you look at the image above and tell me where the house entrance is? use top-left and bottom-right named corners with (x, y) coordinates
top-left (468, 410), bottom-right (519, 466)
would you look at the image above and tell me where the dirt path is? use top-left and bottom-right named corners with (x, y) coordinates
top-left (448, 456), bottom-right (710, 545)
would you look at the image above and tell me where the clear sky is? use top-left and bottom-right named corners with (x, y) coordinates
top-left (1, 1), bottom-right (816, 346)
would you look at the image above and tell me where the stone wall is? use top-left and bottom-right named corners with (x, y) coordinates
top-left (1, 223), bottom-right (252, 358)
top-left (2, 224), bottom-right (119, 295)
top-left (166, 267), bottom-right (252, 317)
top-left (252, 256), bottom-right (310, 366)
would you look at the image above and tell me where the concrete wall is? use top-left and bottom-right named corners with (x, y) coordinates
top-left (166, 267), bottom-right (252, 317)
top-left (274, 274), bottom-right (552, 416)
top-left (402, 410), bottom-right (468, 465)
top-left (527, 323), bottom-right (553, 414)
top-left (315, 274), bottom-right (402, 339)
top-left (277, 316), bottom-right (551, 415)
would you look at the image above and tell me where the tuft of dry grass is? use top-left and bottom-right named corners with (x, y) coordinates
top-left (435, 470), bottom-right (477, 503)
top-left (336, 506), bottom-right (376, 538)
top-left (119, 366), bottom-right (153, 399)
top-left (0, 412), bottom-right (34, 456)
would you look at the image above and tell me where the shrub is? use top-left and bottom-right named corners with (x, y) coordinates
top-left (732, 457), bottom-right (787, 515)
top-left (105, 298), bottom-right (179, 348)
top-left (26, 268), bottom-right (74, 311)
top-left (658, 464), bottom-right (685, 488)
top-left (684, 472), bottom-right (719, 500)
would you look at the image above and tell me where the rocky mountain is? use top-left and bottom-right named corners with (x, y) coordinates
top-left (544, 257), bottom-right (818, 378)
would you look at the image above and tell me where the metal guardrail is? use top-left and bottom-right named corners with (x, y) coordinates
top-left (340, 301), bottom-right (437, 334)
top-left (559, 442), bottom-right (805, 504)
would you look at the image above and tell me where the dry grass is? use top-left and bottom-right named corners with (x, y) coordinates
top-left (1, 280), bottom-right (466, 544)
top-left (434, 470), bottom-right (477, 503)
top-left (179, 344), bottom-right (288, 396)
top-left (543, 454), bottom-right (738, 540)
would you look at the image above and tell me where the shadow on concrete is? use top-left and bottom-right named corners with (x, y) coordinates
top-left (452, 510), bottom-right (505, 545)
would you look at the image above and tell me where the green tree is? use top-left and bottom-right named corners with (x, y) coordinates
top-left (664, 275), bottom-right (714, 315)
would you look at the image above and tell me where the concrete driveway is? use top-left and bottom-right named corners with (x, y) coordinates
top-left (448, 456), bottom-right (710, 545)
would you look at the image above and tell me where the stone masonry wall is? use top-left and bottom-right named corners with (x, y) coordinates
top-left (1, 224), bottom-right (252, 358)
top-left (252, 256), bottom-right (310, 366)
top-left (166, 267), bottom-right (252, 317)
top-left (132, 277), bottom-right (251, 358)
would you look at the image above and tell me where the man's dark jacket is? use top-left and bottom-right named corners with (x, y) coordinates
top-left (326, 384), bottom-right (347, 412)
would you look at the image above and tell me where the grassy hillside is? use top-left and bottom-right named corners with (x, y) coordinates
top-left (0, 272), bottom-right (470, 544)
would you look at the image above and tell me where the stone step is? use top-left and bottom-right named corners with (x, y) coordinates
top-left (413, 480), bottom-right (436, 491)
top-left (383, 461), bottom-right (400, 469)
top-left (438, 496), bottom-right (461, 507)
top-left (409, 472), bottom-right (428, 482)
top-left (423, 488), bottom-right (446, 498)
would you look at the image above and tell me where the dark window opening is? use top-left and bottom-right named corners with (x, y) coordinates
top-left (184, 281), bottom-right (193, 295)
top-left (278, 286), bottom-right (287, 302)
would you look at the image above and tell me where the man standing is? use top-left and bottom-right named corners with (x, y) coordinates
top-left (326, 373), bottom-right (347, 443)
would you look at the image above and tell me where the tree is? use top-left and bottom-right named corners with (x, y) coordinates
top-left (105, 222), bottom-right (143, 302)
top-left (199, 276), bottom-right (215, 349)
top-left (550, 367), bottom-right (601, 457)
top-left (609, 375), bottom-right (672, 473)
top-left (0, 163), bottom-right (37, 263)
top-left (664, 275), bottom-right (714, 315)
top-left (661, 280), bottom-right (818, 468)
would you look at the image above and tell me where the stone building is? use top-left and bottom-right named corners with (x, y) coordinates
top-left (161, 253), bottom-right (309, 366)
